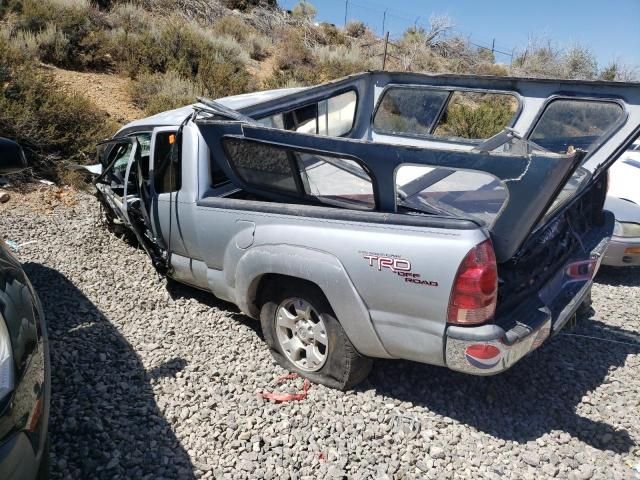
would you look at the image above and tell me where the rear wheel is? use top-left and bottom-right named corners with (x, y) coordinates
top-left (260, 281), bottom-right (372, 390)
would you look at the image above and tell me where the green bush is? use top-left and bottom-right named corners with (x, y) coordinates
top-left (212, 15), bottom-right (257, 44)
top-left (130, 71), bottom-right (203, 115)
top-left (11, 0), bottom-right (112, 70)
top-left (0, 36), bottom-right (116, 177)
top-left (197, 54), bottom-right (253, 99)
top-left (434, 95), bottom-right (516, 139)
top-left (312, 45), bottom-right (372, 82)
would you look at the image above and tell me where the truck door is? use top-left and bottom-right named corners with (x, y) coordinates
top-left (148, 126), bottom-right (188, 258)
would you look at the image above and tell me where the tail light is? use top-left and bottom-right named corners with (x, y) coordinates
top-left (447, 239), bottom-right (498, 325)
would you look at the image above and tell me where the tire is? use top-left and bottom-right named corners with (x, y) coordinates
top-left (260, 281), bottom-right (372, 390)
top-left (577, 286), bottom-right (593, 319)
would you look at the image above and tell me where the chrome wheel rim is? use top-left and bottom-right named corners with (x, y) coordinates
top-left (275, 297), bottom-right (328, 372)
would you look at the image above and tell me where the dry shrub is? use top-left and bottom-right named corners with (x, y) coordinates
top-left (0, 37), bottom-right (116, 177)
top-left (197, 54), bottom-right (252, 98)
top-left (130, 71), bottom-right (203, 114)
top-left (474, 62), bottom-right (509, 76)
top-left (12, 0), bottom-right (112, 70)
top-left (318, 22), bottom-right (347, 46)
top-left (434, 94), bottom-right (516, 139)
top-left (247, 35), bottom-right (270, 61)
top-left (312, 45), bottom-right (372, 82)
top-left (345, 20), bottom-right (366, 38)
top-left (212, 15), bottom-right (257, 44)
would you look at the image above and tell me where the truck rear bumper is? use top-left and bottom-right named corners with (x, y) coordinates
top-left (445, 235), bottom-right (608, 376)
top-left (445, 309), bottom-right (554, 375)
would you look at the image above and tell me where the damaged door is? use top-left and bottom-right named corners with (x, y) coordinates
top-left (94, 136), bottom-right (140, 227)
top-left (95, 134), bottom-right (168, 271)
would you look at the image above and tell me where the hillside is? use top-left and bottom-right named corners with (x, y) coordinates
top-left (0, 0), bottom-right (636, 181)
top-left (50, 66), bottom-right (144, 124)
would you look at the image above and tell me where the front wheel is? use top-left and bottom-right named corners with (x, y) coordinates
top-left (260, 282), bottom-right (372, 390)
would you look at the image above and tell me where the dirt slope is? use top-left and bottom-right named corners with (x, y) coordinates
top-left (49, 66), bottom-right (145, 125)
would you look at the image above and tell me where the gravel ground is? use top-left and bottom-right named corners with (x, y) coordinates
top-left (2, 189), bottom-right (639, 479)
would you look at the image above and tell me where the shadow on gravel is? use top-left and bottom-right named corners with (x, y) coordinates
top-left (24, 263), bottom-right (195, 479)
top-left (166, 279), bottom-right (263, 339)
top-left (362, 316), bottom-right (639, 454)
top-left (595, 265), bottom-right (640, 287)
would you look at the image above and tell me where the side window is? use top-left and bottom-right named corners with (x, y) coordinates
top-left (111, 143), bottom-right (134, 177)
top-left (256, 114), bottom-right (284, 129)
top-left (317, 91), bottom-right (357, 136)
top-left (529, 99), bottom-right (624, 154)
top-left (223, 139), bottom-right (374, 209)
top-left (223, 139), bottom-right (298, 193)
top-left (135, 133), bottom-right (152, 180)
top-left (299, 152), bottom-right (373, 209)
top-left (432, 92), bottom-right (518, 140)
top-left (154, 131), bottom-right (181, 194)
top-left (96, 140), bottom-right (136, 189)
top-left (210, 152), bottom-right (231, 188)
top-left (373, 87), bottom-right (449, 136)
top-left (256, 91), bottom-right (357, 137)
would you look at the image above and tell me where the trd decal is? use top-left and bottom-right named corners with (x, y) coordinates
top-left (362, 254), bottom-right (411, 272)
top-left (359, 251), bottom-right (438, 287)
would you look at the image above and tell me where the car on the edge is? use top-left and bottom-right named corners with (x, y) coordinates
top-left (603, 142), bottom-right (640, 267)
top-left (0, 138), bottom-right (50, 479)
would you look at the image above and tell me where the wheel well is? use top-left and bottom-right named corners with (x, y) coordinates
top-left (251, 274), bottom-right (327, 314)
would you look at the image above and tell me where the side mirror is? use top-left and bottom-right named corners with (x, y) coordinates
top-left (0, 138), bottom-right (28, 175)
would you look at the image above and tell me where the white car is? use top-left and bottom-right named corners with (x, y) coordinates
top-left (603, 142), bottom-right (640, 267)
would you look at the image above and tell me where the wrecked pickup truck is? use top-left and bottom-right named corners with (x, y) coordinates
top-left (90, 72), bottom-right (640, 389)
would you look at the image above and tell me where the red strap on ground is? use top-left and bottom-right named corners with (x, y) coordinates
top-left (258, 373), bottom-right (311, 403)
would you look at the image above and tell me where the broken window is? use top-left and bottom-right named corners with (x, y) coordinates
top-left (396, 165), bottom-right (507, 225)
top-left (374, 87), bottom-right (449, 136)
top-left (529, 99), bottom-right (624, 154)
top-left (154, 131), bottom-right (181, 193)
top-left (256, 91), bottom-right (357, 137)
top-left (432, 92), bottom-right (518, 140)
top-left (222, 139), bottom-right (374, 209)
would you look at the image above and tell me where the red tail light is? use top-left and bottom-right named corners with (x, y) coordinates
top-left (447, 239), bottom-right (498, 325)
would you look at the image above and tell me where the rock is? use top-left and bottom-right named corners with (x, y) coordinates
top-left (522, 452), bottom-right (540, 467)
top-left (429, 446), bottom-right (445, 460)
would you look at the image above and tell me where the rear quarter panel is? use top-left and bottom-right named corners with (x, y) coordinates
top-left (193, 204), bottom-right (487, 364)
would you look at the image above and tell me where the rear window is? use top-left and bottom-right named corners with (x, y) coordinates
top-left (529, 99), bottom-right (624, 154)
top-left (432, 92), bottom-right (518, 140)
top-left (256, 90), bottom-right (357, 137)
top-left (223, 139), bottom-right (374, 209)
top-left (373, 88), bottom-right (449, 136)
top-left (373, 88), bottom-right (518, 140)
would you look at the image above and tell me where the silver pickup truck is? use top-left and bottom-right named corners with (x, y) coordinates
top-left (91, 72), bottom-right (640, 389)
